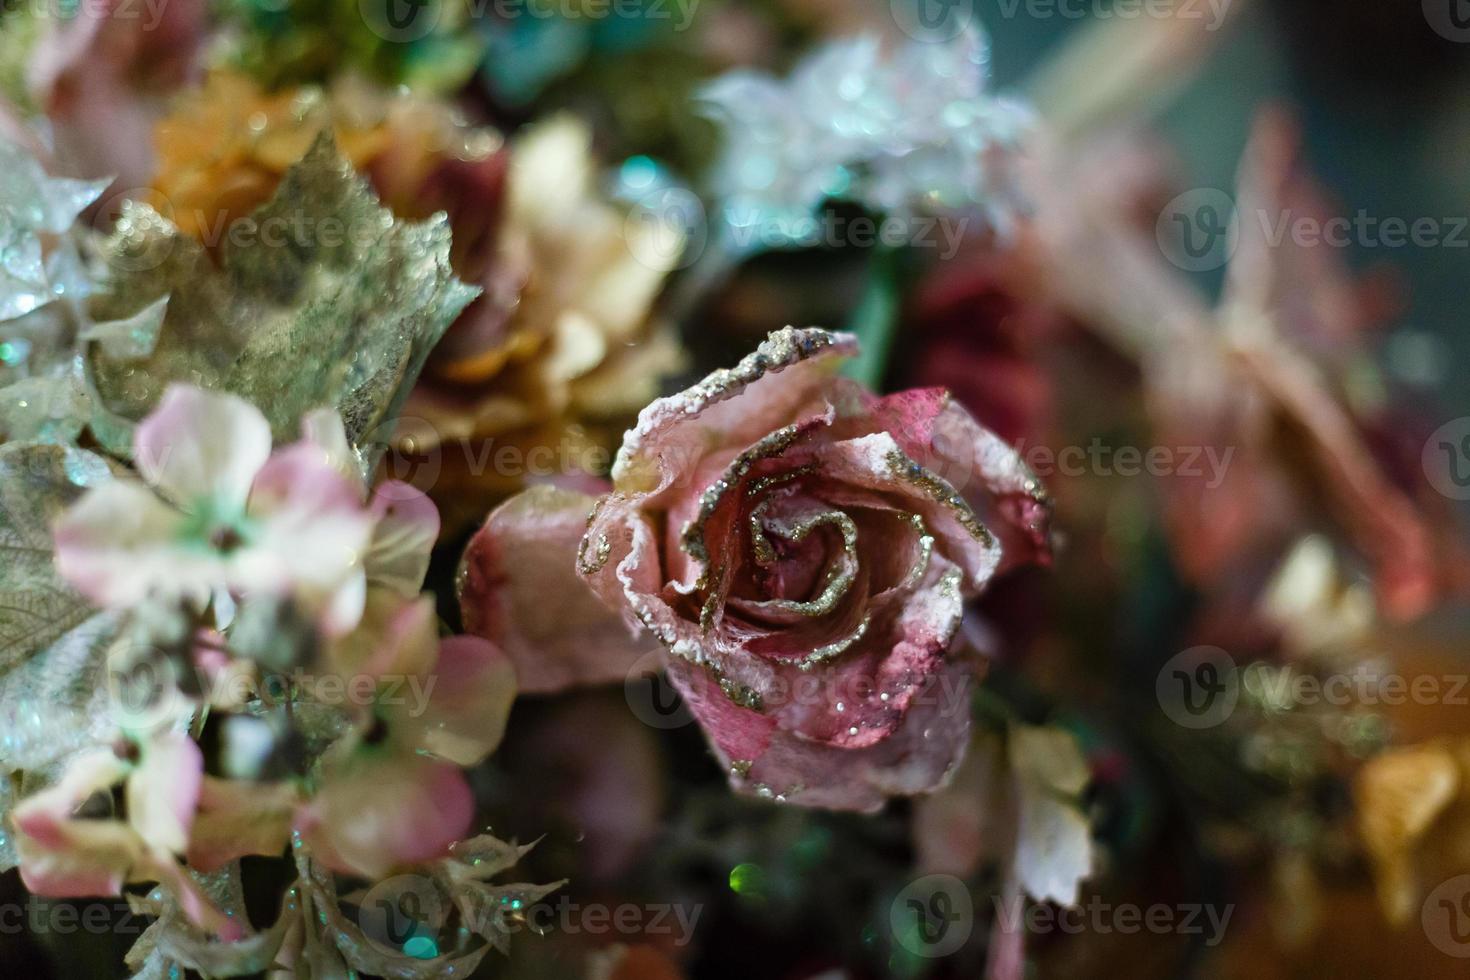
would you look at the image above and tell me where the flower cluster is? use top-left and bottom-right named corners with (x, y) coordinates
top-left (0, 3), bottom-right (1466, 979)
top-left (15, 386), bottom-right (526, 972)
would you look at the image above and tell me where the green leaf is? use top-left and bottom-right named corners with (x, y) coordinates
top-left (88, 133), bottom-right (479, 453)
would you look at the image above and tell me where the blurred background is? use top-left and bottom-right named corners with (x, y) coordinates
top-left (3, 1), bottom-right (1470, 978)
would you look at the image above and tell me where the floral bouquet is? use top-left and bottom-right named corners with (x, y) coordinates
top-left (0, 1), bottom-right (1467, 978)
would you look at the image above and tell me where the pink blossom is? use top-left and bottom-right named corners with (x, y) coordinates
top-left (13, 732), bottom-right (241, 939)
top-left (54, 386), bottom-right (376, 628)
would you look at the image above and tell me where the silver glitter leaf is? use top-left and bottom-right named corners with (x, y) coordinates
top-left (0, 444), bottom-right (122, 868)
top-left (89, 133), bottom-right (479, 451)
top-left (0, 443), bottom-right (106, 674)
top-left (0, 134), bottom-right (110, 322)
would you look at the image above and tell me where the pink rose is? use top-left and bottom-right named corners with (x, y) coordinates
top-left (461, 327), bottom-right (1050, 811)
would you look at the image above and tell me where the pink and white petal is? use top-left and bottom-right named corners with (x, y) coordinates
top-left (320, 569), bottom-right (369, 639)
top-left (135, 386), bottom-right (272, 512)
top-left (242, 443), bottom-right (376, 600)
top-left (869, 390), bottom-right (1052, 574)
top-left (300, 408), bottom-right (357, 482)
top-left (611, 327), bottom-right (857, 499)
top-left (126, 731), bottom-right (203, 856)
top-left (461, 486), bottom-right (662, 693)
top-left (365, 481), bottom-right (440, 596)
top-left (53, 480), bottom-right (202, 608)
top-left (803, 432), bottom-right (1002, 592)
top-left (298, 750), bottom-right (473, 880)
top-left (1009, 725), bottom-right (1094, 906)
top-left (15, 822), bottom-right (140, 899)
top-left (187, 778), bottom-right (296, 872)
top-left (401, 635), bottom-right (516, 766)
top-left (354, 595), bottom-right (440, 684)
top-left (13, 749), bottom-right (132, 848)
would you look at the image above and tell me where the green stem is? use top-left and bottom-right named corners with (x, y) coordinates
top-left (842, 243), bottom-right (904, 390)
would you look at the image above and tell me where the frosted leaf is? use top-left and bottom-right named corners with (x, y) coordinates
top-left (0, 445), bottom-right (123, 860)
top-left (698, 26), bottom-right (1032, 246)
top-left (89, 133), bottom-right (479, 454)
top-left (0, 134), bottom-right (110, 322)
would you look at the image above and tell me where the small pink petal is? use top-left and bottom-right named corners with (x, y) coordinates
top-left (53, 480), bottom-right (201, 608)
top-left (298, 751), bottom-right (473, 880)
top-left (403, 635), bottom-right (516, 766)
top-left (16, 825), bottom-right (138, 899)
top-left (134, 386), bottom-right (272, 512)
top-left (353, 594), bottom-right (440, 682)
top-left (240, 442), bottom-right (376, 605)
top-left (13, 749), bottom-right (132, 848)
top-left (126, 731), bottom-right (203, 856)
top-left (365, 480), bottom-right (440, 596)
top-left (187, 778), bottom-right (295, 872)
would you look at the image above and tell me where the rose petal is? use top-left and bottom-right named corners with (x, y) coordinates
top-left (612, 327), bottom-right (858, 498)
top-left (135, 386), bottom-right (272, 513)
top-left (800, 432), bottom-right (1002, 591)
top-left (462, 486), bottom-right (661, 693)
top-left (871, 390), bottom-right (1052, 573)
top-left (666, 657), bottom-right (974, 812)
